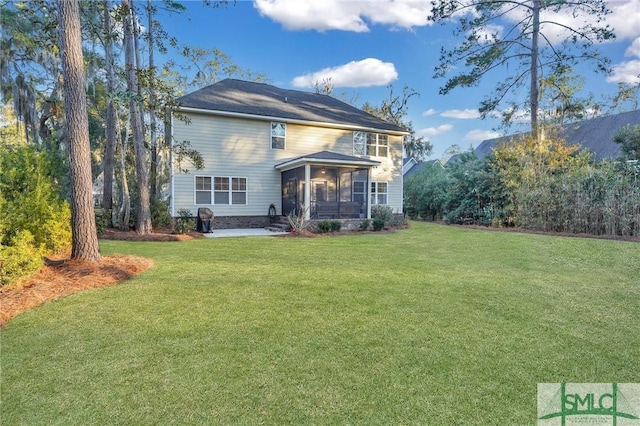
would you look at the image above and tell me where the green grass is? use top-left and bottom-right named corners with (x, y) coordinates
top-left (1, 222), bottom-right (639, 425)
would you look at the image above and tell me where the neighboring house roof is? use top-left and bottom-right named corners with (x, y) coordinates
top-left (447, 110), bottom-right (640, 165)
top-left (176, 79), bottom-right (408, 134)
top-left (274, 150), bottom-right (381, 171)
top-left (403, 159), bottom-right (445, 178)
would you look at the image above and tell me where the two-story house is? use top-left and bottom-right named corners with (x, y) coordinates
top-left (168, 79), bottom-right (408, 229)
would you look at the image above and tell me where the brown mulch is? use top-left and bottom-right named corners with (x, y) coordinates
top-left (100, 228), bottom-right (204, 241)
top-left (0, 255), bottom-right (153, 327)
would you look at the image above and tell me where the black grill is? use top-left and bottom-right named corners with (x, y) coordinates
top-left (196, 208), bottom-right (214, 233)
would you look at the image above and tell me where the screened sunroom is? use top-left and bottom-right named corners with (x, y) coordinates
top-left (274, 151), bottom-right (381, 220)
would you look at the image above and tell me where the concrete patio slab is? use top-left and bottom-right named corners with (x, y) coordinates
top-left (201, 229), bottom-right (287, 238)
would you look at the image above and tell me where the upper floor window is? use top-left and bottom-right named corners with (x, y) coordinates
top-left (353, 131), bottom-right (388, 157)
top-left (367, 133), bottom-right (388, 157)
top-left (353, 131), bottom-right (366, 155)
top-left (271, 122), bottom-right (286, 150)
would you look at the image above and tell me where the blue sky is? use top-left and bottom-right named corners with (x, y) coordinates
top-left (157, 0), bottom-right (640, 160)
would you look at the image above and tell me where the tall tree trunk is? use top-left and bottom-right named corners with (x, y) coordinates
top-left (148, 0), bottom-right (158, 198)
top-left (102, 0), bottom-right (116, 214)
top-left (530, 0), bottom-right (541, 141)
top-left (122, 0), bottom-right (152, 233)
top-left (56, 0), bottom-right (101, 262)
top-left (118, 108), bottom-right (131, 231)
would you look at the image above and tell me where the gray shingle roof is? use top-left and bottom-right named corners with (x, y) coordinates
top-left (446, 110), bottom-right (640, 165)
top-left (176, 79), bottom-right (407, 134)
top-left (274, 150), bottom-right (381, 170)
top-left (404, 159), bottom-right (445, 178)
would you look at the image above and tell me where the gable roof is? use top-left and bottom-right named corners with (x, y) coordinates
top-left (176, 79), bottom-right (407, 134)
top-left (404, 159), bottom-right (445, 178)
top-left (447, 110), bottom-right (640, 165)
top-left (274, 150), bottom-right (381, 171)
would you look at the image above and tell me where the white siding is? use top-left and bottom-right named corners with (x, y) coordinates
top-left (171, 112), bottom-right (404, 216)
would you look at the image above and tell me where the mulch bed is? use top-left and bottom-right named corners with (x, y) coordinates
top-left (1, 254), bottom-right (153, 327)
top-left (100, 228), bottom-right (204, 241)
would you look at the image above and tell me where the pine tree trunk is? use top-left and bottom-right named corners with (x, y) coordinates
top-left (148, 0), bottom-right (158, 198)
top-left (102, 0), bottom-right (116, 214)
top-left (122, 0), bottom-right (152, 233)
top-left (57, 0), bottom-right (101, 262)
top-left (530, 0), bottom-right (541, 140)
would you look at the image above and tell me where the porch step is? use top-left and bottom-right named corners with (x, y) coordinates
top-left (265, 216), bottom-right (290, 233)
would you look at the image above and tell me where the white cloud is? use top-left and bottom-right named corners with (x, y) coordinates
top-left (422, 108), bottom-right (437, 117)
top-left (607, 60), bottom-right (640, 84)
top-left (464, 129), bottom-right (501, 142)
top-left (253, 0), bottom-right (432, 32)
top-left (606, 35), bottom-right (640, 84)
top-left (441, 108), bottom-right (481, 119)
top-left (474, 24), bottom-right (503, 44)
top-left (418, 124), bottom-right (454, 138)
top-left (604, 0), bottom-right (640, 41)
top-left (625, 37), bottom-right (640, 58)
top-left (291, 58), bottom-right (398, 88)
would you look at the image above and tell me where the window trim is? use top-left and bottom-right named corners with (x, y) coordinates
top-left (194, 176), bottom-right (212, 205)
top-left (370, 181), bottom-right (388, 205)
top-left (354, 131), bottom-right (389, 157)
top-left (271, 122), bottom-right (286, 150)
top-left (194, 175), bottom-right (248, 205)
top-left (353, 131), bottom-right (366, 156)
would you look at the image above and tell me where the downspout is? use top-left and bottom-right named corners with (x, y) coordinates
top-left (166, 107), bottom-right (175, 217)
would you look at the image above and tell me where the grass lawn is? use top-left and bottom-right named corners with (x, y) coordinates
top-left (1, 222), bottom-right (638, 425)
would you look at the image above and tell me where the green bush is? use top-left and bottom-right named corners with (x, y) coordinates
top-left (372, 218), bottom-right (385, 231)
top-left (317, 220), bottom-right (332, 233)
top-left (94, 209), bottom-right (110, 237)
top-left (317, 220), bottom-right (342, 233)
top-left (151, 197), bottom-right (172, 228)
top-left (371, 205), bottom-right (393, 224)
top-left (359, 219), bottom-right (370, 231)
top-left (0, 230), bottom-right (44, 286)
top-left (0, 144), bottom-right (71, 285)
top-left (175, 209), bottom-right (194, 234)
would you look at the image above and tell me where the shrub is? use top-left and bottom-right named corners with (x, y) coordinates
top-left (287, 206), bottom-right (310, 233)
top-left (94, 208), bottom-right (110, 237)
top-left (175, 209), bottom-right (194, 234)
top-left (371, 205), bottom-right (393, 224)
top-left (317, 220), bottom-right (341, 233)
top-left (372, 218), bottom-right (385, 231)
top-left (0, 230), bottom-right (44, 286)
top-left (151, 197), bottom-right (172, 228)
top-left (359, 219), bottom-right (370, 231)
top-left (316, 220), bottom-right (332, 233)
top-left (0, 144), bottom-right (71, 285)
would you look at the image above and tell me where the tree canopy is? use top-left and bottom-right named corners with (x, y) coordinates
top-left (430, 0), bottom-right (615, 136)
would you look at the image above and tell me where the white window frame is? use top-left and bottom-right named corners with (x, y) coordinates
top-left (194, 176), bottom-right (248, 205)
top-left (194, 176), bottom-right (212, 205)
top-left (353, 131), bottom-right (366, 155)
top-left (366, 133), bottom-right (389, 157)
top-left (352, 180), bottom-right (366, 204)
top-left (231, 177), bottom-right (248, 205)
top-left (271, 122), bottom-right (286, 150)
top-left (370, 181), bottom-right (388, 205)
